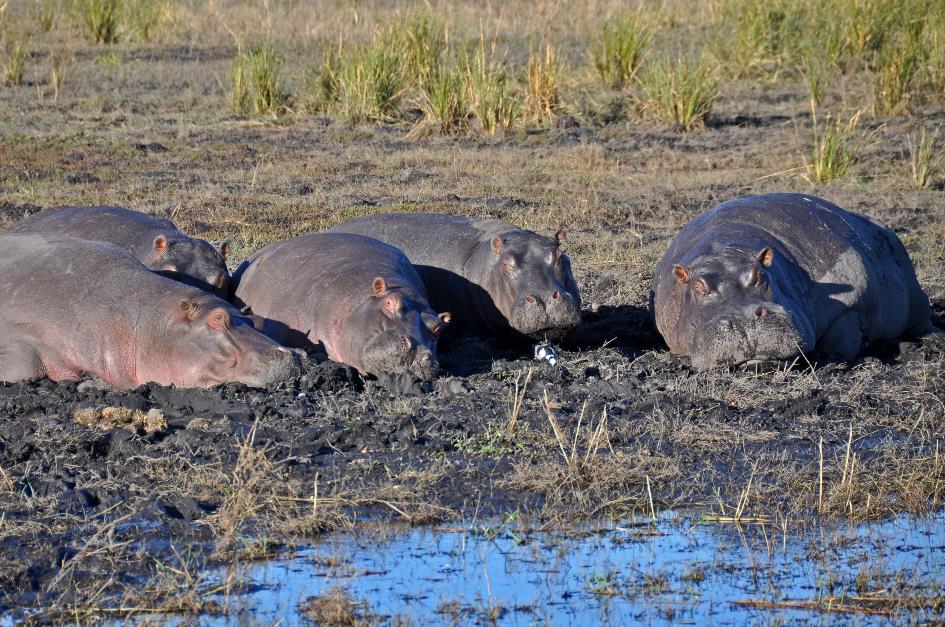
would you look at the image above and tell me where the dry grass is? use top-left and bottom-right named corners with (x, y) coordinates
top-left (301, 586), bottom-right (376, 626)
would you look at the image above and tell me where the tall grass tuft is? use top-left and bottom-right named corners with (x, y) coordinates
top-left (807, 109), bottom-right (862, 184)
top-left (2, 37), bottom-right (27, 86)
top-left (75, 0), bottom-right (121, 44)
top-left (591, 11), bottom-right (650, 89)
top-left (524, 43), bottom-right (562, 124)
top-left (711, 0), bottom-right (809, 78)
top-left (49, 48), bottom-right (73, 100)
top-left (908, 124), bottom-right (945, 190)
top-left (38, 0), bottom-right (58, 32)
top-left (464, 39), bottom-right (520, 135)
top-left (798, 51), bottom-right (832, 109)
top-left (230, 43), bottom-right (285, 116)
top-left (872, 28), bottom-right (926, 114)
top-left (392, 8), bottom-right (446, 82)
top-left (417, 60), bottom-right (467, 133)
top-left (126, 0), bottom-right (170, 42)
top-left (315, 39), bottom-right (406, 124)
top-left (640, 54), bottom-right (718, 131)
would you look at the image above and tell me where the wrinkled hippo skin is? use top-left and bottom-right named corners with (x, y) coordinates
top-left (0, 234), bottom-right (296, 388)
top-left (651, 193), bottom-right (934, 369)
top-left (232, 233), bottom-right (449, 380)
top-left (7, 205), bottom-right (230, 297)
top-left (330, 213), bottom-right (581, 342)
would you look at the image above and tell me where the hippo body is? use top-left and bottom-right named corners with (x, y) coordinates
top-left (8, 205), bottom-right (230, 297)
top-left (232, 233), bottom-right (449, 380)
top-left (330, 213), bottom-right (581, 341)
top-left (0, 234), bottom-right (295, 388)
top-left (652, 193), bottom-right (932, 368)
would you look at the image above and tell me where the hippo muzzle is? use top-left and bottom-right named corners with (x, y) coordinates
top-left (361, 337), bottom-right (440, 381)
top-left (236, 345), bottom-right (300, 387)
top-left (691, 303), bottom-right (814, 369)
top-left (509, 288), bottom-right (581, 340)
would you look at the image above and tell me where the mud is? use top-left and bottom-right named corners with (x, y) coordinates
top-left (1, 300), bottom-right (944, 616)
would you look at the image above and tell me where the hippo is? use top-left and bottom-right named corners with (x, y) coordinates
top-left (7, 205), bottom-right (231, 297)
top-left (0, 234), bottom-right (296, 389)
top-left (232, 233), bottom-right (450, 380)
top-left (651, 193), bottom-right (934, 369)
top-left (330, 213), bottom-right (581, 341)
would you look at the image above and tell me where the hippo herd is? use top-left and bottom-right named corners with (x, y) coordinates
top-left (0, 193), bottom-right (937, 390)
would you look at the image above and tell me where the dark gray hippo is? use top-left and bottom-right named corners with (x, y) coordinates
top-left (330, 213), bottom-right (581, 341)
top-left (652, 193), bottom-right (934, 369)
top-left (0, 234), bottom-right (296, 389)
top-left (232, 233), bottom-right (450, 380)
top-left (8, 205), bottom-right (231, 297)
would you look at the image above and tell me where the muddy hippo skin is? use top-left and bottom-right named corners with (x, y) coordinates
top-left (0, 234), bottom-right (296, 389)
top-left (652, 193), bottom-right (933, 369)
top-left (330, 213), bottom-right (581, 341)
top-left (232, 233), bottom-right (450, 380)
top-left (8, 205), bottom-right (231, 297)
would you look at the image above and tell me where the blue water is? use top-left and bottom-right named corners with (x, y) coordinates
top-left (209, 511), bottom-right (945, 625)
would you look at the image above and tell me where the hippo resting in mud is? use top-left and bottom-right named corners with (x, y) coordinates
top-left (232, 233), bottom-right (451, 381)
top-left (8, 205), bottom-right (231, 297)
top-left (0, 234), bottom-right (296, 389)
top-left (330, 213), bottom-right (581, 341)
top-left (652, 193), bottom-right (934, 369)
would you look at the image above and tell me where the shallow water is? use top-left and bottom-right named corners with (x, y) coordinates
top-left (206, 511), bottom-right (945, 625)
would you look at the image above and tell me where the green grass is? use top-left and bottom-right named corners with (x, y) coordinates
top-left (909, 124), bottom-right (945, 190)
top-left (230, 43), bottom-right (285, 116)
top-left (640, 53), bottom-right (718, 131)
top-left (125, 0), bottom-right (169, 42)
top-left (871, 26), bottom-right (926, 114)
top-left (391, 7), bottom-right (446, 82)
top-left (711, 0), bottom-right (809, 78)
top-left (523, 43), bottom-right (562, 124)
top-left (37, 0), bottom-right (58, 32)
top-left (464, 39), bottom-right (520, 135)
top-left (74, 0), bottom-right (121, 44)
top-left (2, 37), bottom-right (27, 87)
top-left (417, 59), bottom-right (467, 133)
top-left (807, 109), bottom-right (862, 183)
top-left (310, 38), bottom-right (406, 124)
top-left (591, 10), bottom-right (650, 89)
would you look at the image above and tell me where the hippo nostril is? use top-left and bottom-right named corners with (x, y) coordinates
top-left (553, 290), bottom-right (560, 300)
top-left (756, 307), bottom-right (767, 318)
top-left (526, 295), bottom-right (536, 304)
top-left (402, 336), bottom-right (413, 352)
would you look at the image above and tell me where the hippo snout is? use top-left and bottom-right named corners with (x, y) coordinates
top-left (410, 348), bottom-right (439, 381)
top-left (511, 288), bottom-right (581, 339)
top-left (239, 345), bottom-right (300, 387)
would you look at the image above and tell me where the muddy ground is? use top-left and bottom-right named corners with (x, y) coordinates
top-left (2, 0), bottom-right (945, 620)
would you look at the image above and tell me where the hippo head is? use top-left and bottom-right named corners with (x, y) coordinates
top-left (140, 295), bottom-right (297, 388)
top-left (484, 229), bottom-right (582, 340)
top-left (149, 235), bottom-right (231, 298)
top-left (342, 278), bottom-right (450, 381)
top-left (671, 246), bottom-right (816, 369)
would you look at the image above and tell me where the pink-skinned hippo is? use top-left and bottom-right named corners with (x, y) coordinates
top-left (232, 233), bottom-right (450, 380)
top-left (0, 234), bottom-right (296, 389)
top-left (8, 205), bottom-right (231, 297)
top-left (330, 213), bottom-right (581, 341)
top-left (651, 193), bottom-right (934, 369)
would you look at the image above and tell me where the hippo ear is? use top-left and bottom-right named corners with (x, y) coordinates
top-left (178, 299), bottom-right (198, 321)
top-left (491, 235), bottom-right (504, 254)
top-left (757, 247), bottom-right (774, 267)
top-left (153, 235), bottom-right (168, 255)
top-left (381, 292), bottom-right (402, 317)
top-left (673, 264), bottom-right (690, 284)
top-left (554, 229), bottom-right (567, 246)
top-left (438, 311), bottom-right (452, 325)
top-left (206, 307), bottom-right (230, 331)
top-left (372, 277), bottom-right (387, 296)
top-left (218, 240), bottom-right (231, 260)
